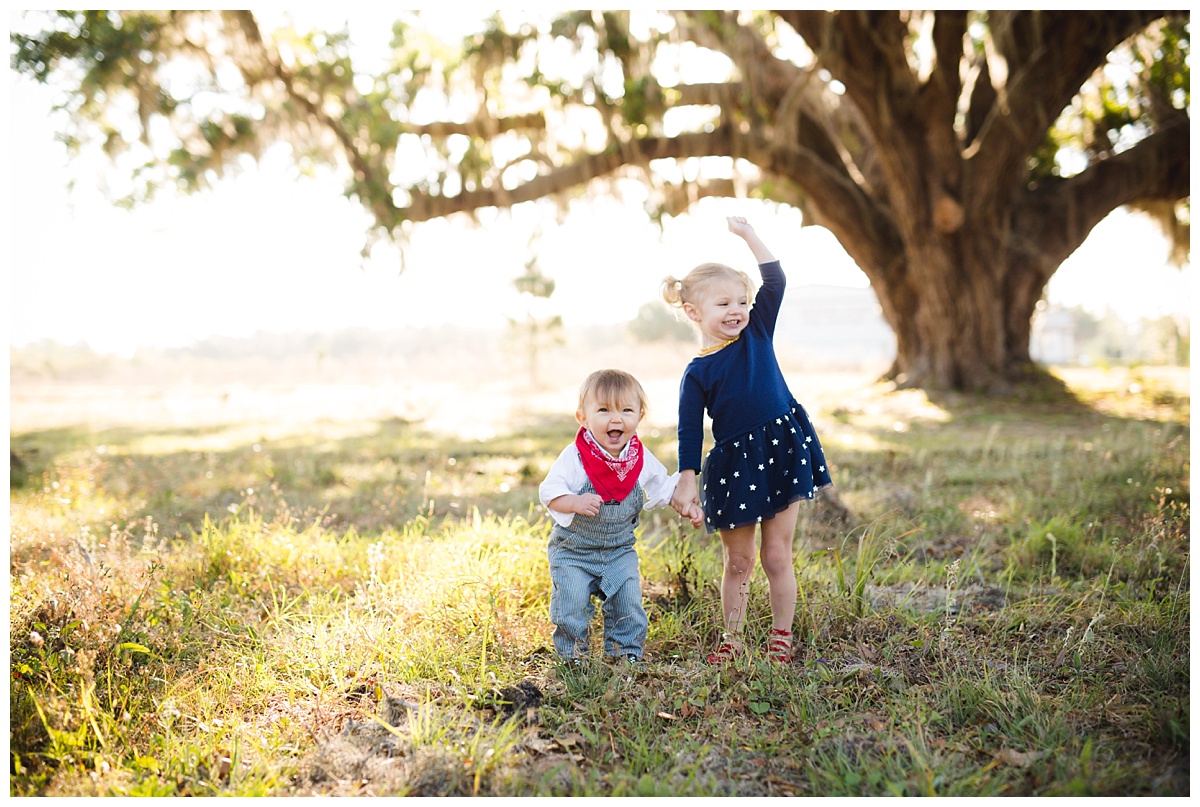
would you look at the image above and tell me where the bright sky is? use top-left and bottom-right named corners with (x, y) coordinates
top-left (6, 12), bottom-right (1191, 357)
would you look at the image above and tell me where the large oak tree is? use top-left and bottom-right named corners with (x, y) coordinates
top-left (11, 10), bottom-right (1190, 390)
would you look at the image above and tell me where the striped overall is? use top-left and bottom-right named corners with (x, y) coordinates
top-left (547, 480), bottom-right (648, 660)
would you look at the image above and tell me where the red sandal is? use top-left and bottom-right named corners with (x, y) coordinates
top-left (767, 628), bottom-right (794, 663)
top-left (706, 638), bottom-right (741, 664)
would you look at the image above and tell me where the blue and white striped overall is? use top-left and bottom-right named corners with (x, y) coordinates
top-left (547, 480), bottom-right (648, 660)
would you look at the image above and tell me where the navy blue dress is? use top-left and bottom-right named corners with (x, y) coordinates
top-left (676, 260), bottom-right (832, 533)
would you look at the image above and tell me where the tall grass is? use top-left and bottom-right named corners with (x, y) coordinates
top-left (9, 368), bottom-right (1189, 795)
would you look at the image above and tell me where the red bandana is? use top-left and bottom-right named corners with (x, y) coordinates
top-left (575, 426), bottom-right (644, 503)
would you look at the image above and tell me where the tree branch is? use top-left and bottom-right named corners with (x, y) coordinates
top-left (396, 132), bottom-right (728, 222)
top-left (670, 82), bottom-right (741, 108)
top-left (776, 11), bottom-right (902, 134)
top-left (395, 123), bottom-right (902, 279)
top-left (747, 134), bottom-right (902, 279)
top-left (224, 11), bottom-right (396, 225)
top-left (1014, 118), bottom-right (1190, 275)
top-left (781, 10), bottom-right (948, 237)
top-left (924, 11), bottom-right (967, 133)
top-left (969, 11), bottom-right (1171, 198)
top-left (669, 74), bottom-right (867, 195)
top-left (403, 115), bottom-right (546, 138)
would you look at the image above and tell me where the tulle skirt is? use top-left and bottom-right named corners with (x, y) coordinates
top-left (700, 400), bottom-right (833, 533)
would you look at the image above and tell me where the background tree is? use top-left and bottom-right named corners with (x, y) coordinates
top-left (11, 10), bottom-right (1190, 391)
top-left (628, 301), bottom-right (695, 344)
top-left (509, 232), bottom-right (563, 389)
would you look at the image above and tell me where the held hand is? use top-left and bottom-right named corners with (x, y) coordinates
top-left (670, 492), bottom-right (689, 516)
top-left (671, 479), bottom-right (698, 516)
top-left (669, 494), bottom-right (704, 529)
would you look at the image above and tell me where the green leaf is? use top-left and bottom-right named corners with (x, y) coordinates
top-left (132, 755), bottom-right (160, 771)
top-left (118, 642), bottom-right (153, 655)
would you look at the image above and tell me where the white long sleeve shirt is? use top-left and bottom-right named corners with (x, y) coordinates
top-left (539, 441), bottom-right (679, 528)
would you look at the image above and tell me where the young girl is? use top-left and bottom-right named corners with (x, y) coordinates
top-left (663, 216), bottom-right (833, 664)
top-left (540, 369), bottom-right (703, 663)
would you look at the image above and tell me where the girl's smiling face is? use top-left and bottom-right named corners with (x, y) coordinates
top-left (576, 393), bottom-right (643, 457)
top-left (684, 278), bottom-right (751, 347)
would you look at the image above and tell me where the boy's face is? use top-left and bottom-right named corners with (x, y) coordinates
top-left (577, 392), bottom-right (643, 457)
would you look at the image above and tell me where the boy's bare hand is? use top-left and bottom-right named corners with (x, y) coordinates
top-left (579, 493), bottom-right (604, 516)
top-left (670, 497), bottom-right (704, 529)
top-left (546, 492), bottom-right (603, 517)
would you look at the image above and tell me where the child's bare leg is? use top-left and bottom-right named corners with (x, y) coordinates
top-left (759, 501), bottom-right (801, 632)
top-left (718, 524), bottom-right (758, 646)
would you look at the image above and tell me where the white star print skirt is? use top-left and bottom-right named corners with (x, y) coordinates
top-left (700, 400), bottom-right (833, 533)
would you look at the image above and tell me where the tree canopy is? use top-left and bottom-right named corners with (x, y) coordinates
top-left (11, 10), bottom-right (1190, 390)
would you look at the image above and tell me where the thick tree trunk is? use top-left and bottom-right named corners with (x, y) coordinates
top-left (866, 226), bottom-right (1045, 392)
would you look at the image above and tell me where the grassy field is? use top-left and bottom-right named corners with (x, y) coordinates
top-left (8, 363), bottom-right (1190, 796)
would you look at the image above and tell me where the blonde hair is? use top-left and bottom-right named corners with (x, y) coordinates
top-left (577, 369), bottom-right (649, 418)
top-left (660, 262), bottom-right (756, 310)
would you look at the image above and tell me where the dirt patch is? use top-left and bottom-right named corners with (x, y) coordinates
top-left (292, 679), bottom-right (552, 797)
top-left (868, 582), bottom-right (1008, 616)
